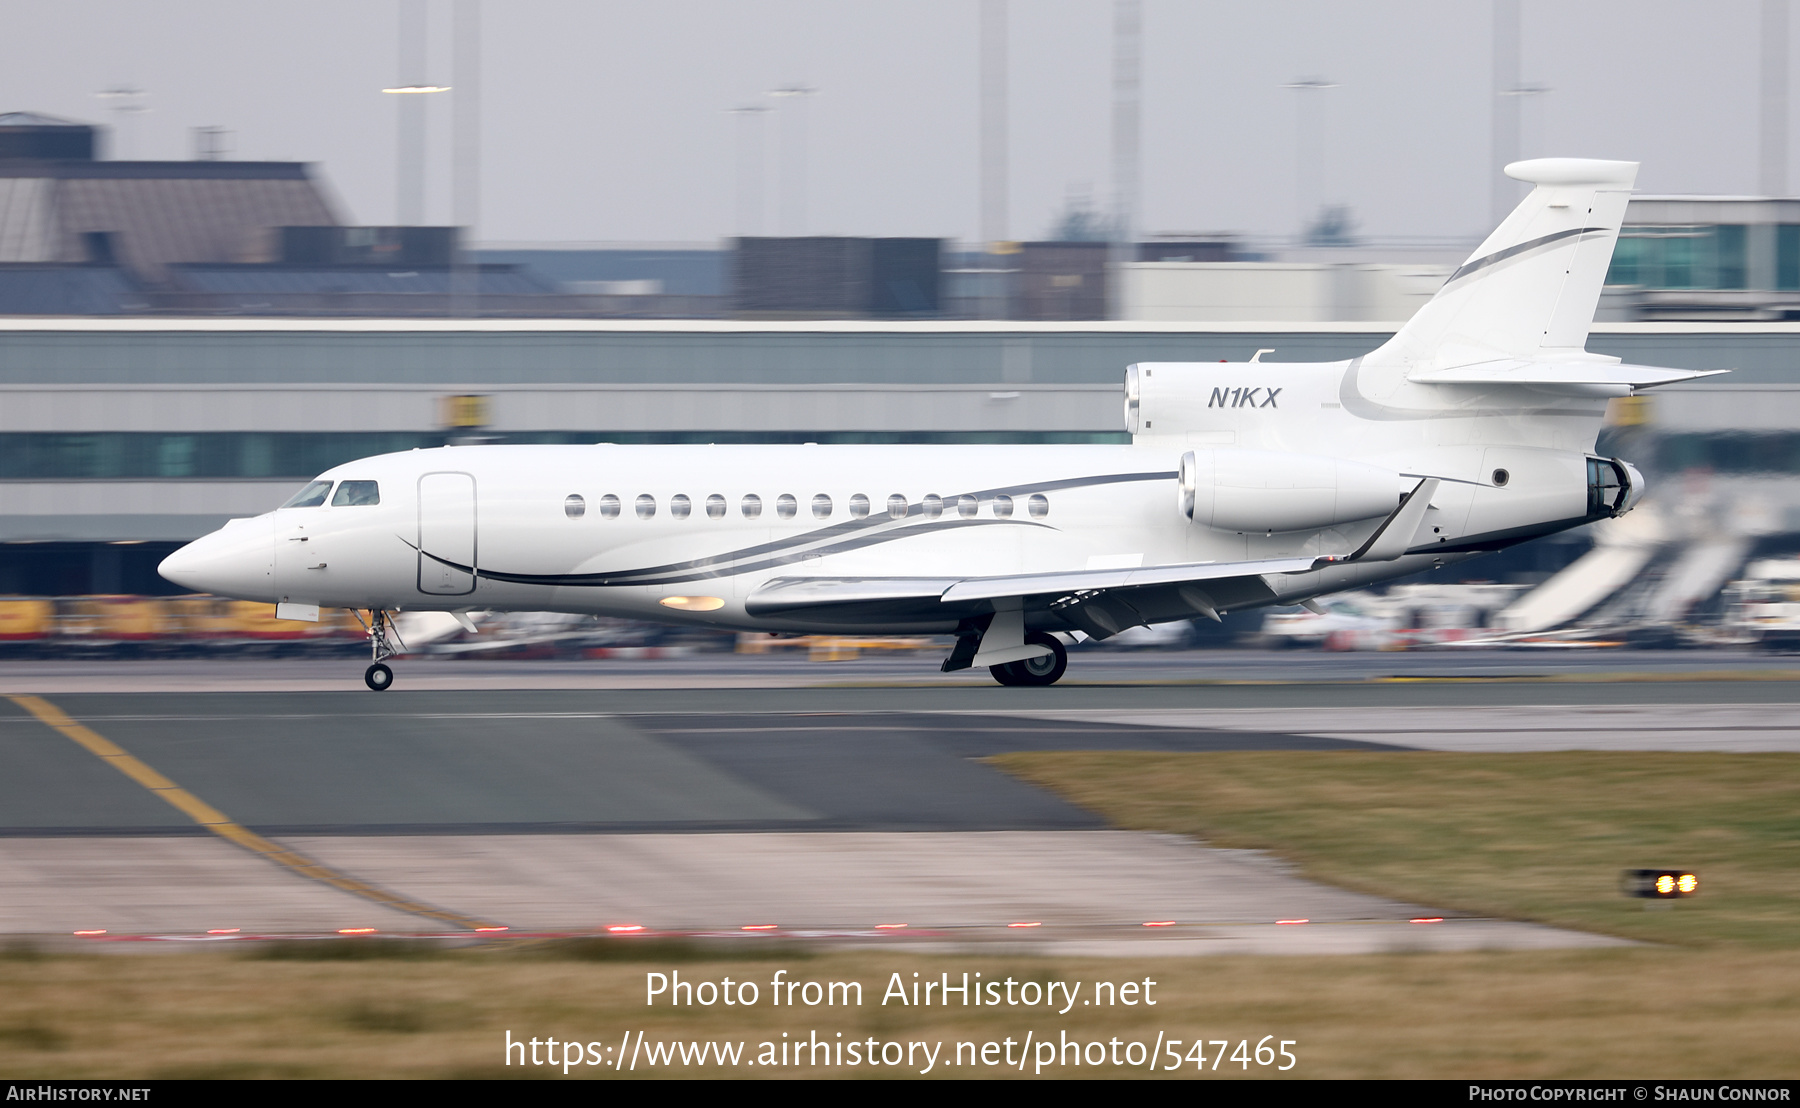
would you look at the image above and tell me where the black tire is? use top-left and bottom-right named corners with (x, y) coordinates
top-left (364, 662), bottom-right (394, 691)
top-left (988, 632), bottom-right (1068, 687)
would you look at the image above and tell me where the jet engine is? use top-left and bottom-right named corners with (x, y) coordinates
top-left (1178, 449), bottom-right (1406, 533)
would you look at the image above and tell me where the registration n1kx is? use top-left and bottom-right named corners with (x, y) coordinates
top-left (160, 158), bottom-right (1712, 690)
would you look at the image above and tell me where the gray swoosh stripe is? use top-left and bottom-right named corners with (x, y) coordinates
top-left (1444, 226), bottom-right (1605, 286)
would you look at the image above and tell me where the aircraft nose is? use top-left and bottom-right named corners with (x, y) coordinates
top-left (159, 516), bottom-right (275, 599)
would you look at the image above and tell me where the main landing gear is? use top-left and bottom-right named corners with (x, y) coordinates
top-left (355, 609), bottom-right (403, 691)
top-left (941, 611), bottom-right (1070, 687)
top-left (991, 632), bottom-right (1068, 687)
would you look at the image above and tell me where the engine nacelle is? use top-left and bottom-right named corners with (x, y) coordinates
top-left (1180, 449), bottom-right (1406, 533)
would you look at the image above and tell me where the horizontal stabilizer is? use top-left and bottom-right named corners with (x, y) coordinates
top-left (1408, 360), bottom-right (1726, 389)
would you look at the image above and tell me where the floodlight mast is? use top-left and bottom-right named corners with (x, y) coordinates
top-left (768, 85), bottom-right (818, 235)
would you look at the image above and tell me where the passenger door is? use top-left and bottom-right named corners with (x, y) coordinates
top-left (417, 472), bottom-right (477, 595)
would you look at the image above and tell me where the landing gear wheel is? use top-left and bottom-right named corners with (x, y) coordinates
top-left (989, 632), bottom-right (1068, 687)
top-left (364, 663), bottom-right (394, 691)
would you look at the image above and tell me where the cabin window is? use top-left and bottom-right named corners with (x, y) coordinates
top-left (742, 493), bottom-right (763, 519)
top-left (812, 493), bottom-right (833, 519)
top-left (705, 493), bottom-right (726, 519)
top-left (922, 494), bottom-right (943, 519)
top-left (849, 493), bottom-right (870, 519)
top-left (776, 493), bottom-right (797, 519)
top-left (1028, 493), bottom-right (1049, 519)
top-left (957, 493), bottom-right (979, 519)
top-left (281, 480), bottom-right (333, 509)
top-left (636, 494), bottom-right (656, 519)
top-left (671, 494), bottom-right (692, 520)
top-left (599, 494), bottom-right (621, 519)
top-left (564, 494), bottom-right (586, 519)
top-left (992, 494), bottom-right (1013, 519)
top-left (887, 493), bottom-right (908, 519)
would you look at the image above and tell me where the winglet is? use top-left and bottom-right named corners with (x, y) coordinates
top-left (1315, 477), bottom-right (1439, 567)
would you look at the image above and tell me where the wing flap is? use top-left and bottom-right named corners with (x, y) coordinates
top-left (936, 556), bottom-right (1317, 603)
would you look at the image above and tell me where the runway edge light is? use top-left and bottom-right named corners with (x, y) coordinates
top-left (1621, 868), bottom-right (1699, 899)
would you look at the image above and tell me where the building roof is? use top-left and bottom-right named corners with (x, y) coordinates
top-left (0, 112), bottom-right (89, 128)
top-left (0, 161), bottom-right (339, 284)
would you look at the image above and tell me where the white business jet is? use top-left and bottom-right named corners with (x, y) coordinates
top-left (160, 159), bottom-right (1718, 690)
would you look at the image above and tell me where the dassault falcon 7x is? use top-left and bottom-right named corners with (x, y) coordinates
top-left (159, 159), bottom-right (1718, 690)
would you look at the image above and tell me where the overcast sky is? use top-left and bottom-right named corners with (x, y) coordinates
top-left (0, 1), bottom-right (1784, 245)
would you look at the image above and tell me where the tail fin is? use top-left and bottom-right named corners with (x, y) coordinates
top-left (1369, 158), bottom-right (1638, 370)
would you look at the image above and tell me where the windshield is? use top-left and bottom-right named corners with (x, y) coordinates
top-left (331, 480), bottom-right (380, 506)
top-left (280, 480), bottom-right (333, 509)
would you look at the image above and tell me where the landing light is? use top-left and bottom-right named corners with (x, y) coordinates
top-left (660, 596), bottom-right (725, 612)
top-left (1622, 869), bottom-right (1699, 899)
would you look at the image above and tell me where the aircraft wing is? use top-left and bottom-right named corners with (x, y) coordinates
top-left (743, 557), bottom-right (1317, 634)
top-left (745, 478), bottom-right (1442, 638)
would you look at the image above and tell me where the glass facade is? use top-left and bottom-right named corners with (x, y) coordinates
top-left (1607, 225), bottom-right (1747, 289)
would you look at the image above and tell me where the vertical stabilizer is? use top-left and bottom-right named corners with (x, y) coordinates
top-left (1369, 158), bottom-right (1637, 370)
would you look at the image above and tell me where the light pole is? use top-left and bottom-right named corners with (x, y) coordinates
top-left (1502, 81), bottom-right (1551, 166)
top-left (768, 84), bottom-right (817, 236)
top-left (728, 106), bottom-right (770, 237)
top-left (1282, 77), bottom-right (1337, 243)
top-left (94, 86), bottom-right (147, 160)
top-left (383, 0), bottom-right (448, 225)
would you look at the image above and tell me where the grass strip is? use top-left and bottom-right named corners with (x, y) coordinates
top-left (989, 751), bottom-right (1800, 948)
top-left (2, 948), bottom-right (1799, 1078)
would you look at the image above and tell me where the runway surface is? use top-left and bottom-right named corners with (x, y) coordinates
top-left (1, 651), bottom-right (1789, 953)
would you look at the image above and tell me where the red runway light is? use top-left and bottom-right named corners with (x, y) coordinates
top-left (1143, 921), bottom-right (1176, 927)
top-left (605, 925), bottom-right (644, 933)
top-left (1275, 919), bottom-right (1310, 925)
top-left (1410, 917), bottom-right (1444, 924)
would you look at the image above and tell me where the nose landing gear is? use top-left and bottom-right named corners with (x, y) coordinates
top-left (354, 609), bottom-right (404, 691)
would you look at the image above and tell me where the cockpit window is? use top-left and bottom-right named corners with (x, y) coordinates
top-left (331, 480), bottom-right (381, 507)
top-left (281, 480), bottom-right (333, 509)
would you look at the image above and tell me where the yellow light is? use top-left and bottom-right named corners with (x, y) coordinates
top-left (659, 596), bottom-right (725, 612)
top-left (1655, 875), bottom-right (1676, 895)
top-left (1678, 874), bottom-right (1698, 894)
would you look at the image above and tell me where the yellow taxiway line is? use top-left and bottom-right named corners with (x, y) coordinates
top-left (9, 693), bottom-right (502, 933)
